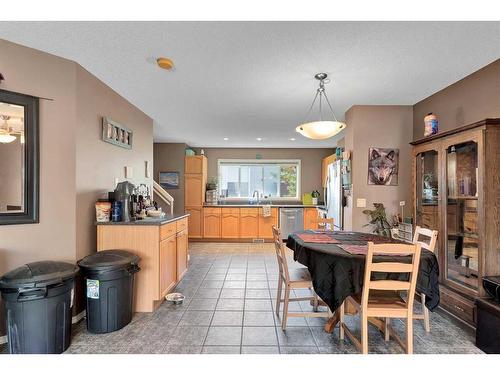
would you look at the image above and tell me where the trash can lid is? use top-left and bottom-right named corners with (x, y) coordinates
top-left (78, 250), bottom-right (140, 272)
top-left (0, 261), bottom-right (78, 290)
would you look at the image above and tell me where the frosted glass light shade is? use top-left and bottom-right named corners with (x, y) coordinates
top-left (296, 121), bottom-right (346, 140)
top-left (0, 133), bottom-right (16, 143)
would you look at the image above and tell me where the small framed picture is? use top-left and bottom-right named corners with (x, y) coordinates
top-left (102, 117), bottom-right (133, 149)
top-left (159, 172), bottom-right (180, 189)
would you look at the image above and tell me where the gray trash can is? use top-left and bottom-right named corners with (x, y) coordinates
top-left (0, 261), bottom-right (79, 354)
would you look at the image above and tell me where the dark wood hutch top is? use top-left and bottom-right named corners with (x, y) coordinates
top-left (410, 118), bottom-right (500, 146)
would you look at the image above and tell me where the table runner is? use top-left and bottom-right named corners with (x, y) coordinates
top-left (286, 230), bottom-right (440, 313)
top-left (296, 233), bottom-right (340, 244)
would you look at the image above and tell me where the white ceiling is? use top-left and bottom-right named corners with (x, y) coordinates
top-left (1, 22), bottom-right (500, 148)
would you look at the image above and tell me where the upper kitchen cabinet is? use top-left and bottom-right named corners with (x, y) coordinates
top-left (411, 118), bottom-right (500, 326)
top-left (185, 155), bottom-right (207, 174)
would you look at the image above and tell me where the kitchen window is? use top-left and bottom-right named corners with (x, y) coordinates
top-left (218, 159), bottom-right (301, 201)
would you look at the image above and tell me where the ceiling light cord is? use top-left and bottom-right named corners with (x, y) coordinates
top-left (302, 76), bottom-right (339, 123)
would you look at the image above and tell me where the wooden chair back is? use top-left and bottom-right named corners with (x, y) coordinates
top-left (272, 226), bottom-right (290, 282)
top-left (412, 226), bottom-right (438, 252)
top-left (313, 217), bottom-right (334, 230)
top-left (361, 242), bottom-right (422, 312)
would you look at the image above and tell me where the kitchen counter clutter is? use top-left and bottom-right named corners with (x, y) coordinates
top-left (95, 213), bottom-right (189, 225)
top-left (96, 214), bottom-right (189, 312)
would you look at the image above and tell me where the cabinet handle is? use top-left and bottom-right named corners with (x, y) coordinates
top-left (454, 305), bottom-right (465, 312)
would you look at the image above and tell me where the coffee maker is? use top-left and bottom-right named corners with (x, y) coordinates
top-left (114, 181), bottom-right (135, 222)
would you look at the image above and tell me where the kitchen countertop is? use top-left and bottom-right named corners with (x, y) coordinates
top-left (95, 213), bottom-right (189, 226)
top-left (203, 203), bottom-right (326, 209)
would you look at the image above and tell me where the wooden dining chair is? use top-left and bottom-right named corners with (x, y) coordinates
top-left (339, 241), bottom-right (422, 354)
top-left (412, 226), bottom-right (438, 332)
top-left (313, 217), bottom-right (334, 231)
top-left (272, 226), bottom-right (331, 331)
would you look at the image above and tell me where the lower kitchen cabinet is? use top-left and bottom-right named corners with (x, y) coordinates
top-left (221, 208), bottom-right (240, 238)
top-left (176, 229), bottom-right (189, 280)
top-left (203, 207), bottom-right (222, 238)
top-left (96, 214), bottom-right (189, 312)
top-left (304, 207), bottom-right (319, 230)
top-left (160, 235), bottom-right (177, 298)
top-left (258, 207), bottom-right (278, 239)
top-left (186, 206), bottom-right (202, 238)
top-left (240, 208), bottom-right (259, 238)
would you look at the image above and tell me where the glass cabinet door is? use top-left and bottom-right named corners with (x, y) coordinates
top-left (415, 149), bottom-right (440, 250)
top-left (444, 140), bottom-right (479, 291)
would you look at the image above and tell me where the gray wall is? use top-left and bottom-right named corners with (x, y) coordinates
top-left (343, 105), bottom-right (413, 232)
top-left (153, 143), bottom-right (188, 214)
top-left (413, 59), bottom-right (500, 141)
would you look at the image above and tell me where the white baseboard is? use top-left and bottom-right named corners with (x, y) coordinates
top-left (72, 310), bottom-right (86, 324)
top-left (0, 311), bottom-right (86, 345)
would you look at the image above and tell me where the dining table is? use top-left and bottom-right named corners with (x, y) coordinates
top-left (286, 230), bottom-right (440, 333)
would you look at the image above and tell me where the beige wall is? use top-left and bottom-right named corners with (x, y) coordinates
top-left (413, 59), bottom-right (500, 141)
top-left (0, 39), bottom-right (153, 336)
top-left (0, 140), bottom-right (23, 211)
top-left (343, 106), bottom-right (413, 232)
top-left (75, 67), bottom-right (154, 260)
top-left (153, 143), bottom-right (187, 215)
top-left (194, 147), bottom-right (334, 202)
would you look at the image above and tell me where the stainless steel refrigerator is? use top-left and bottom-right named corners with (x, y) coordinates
top-left (325, 160), bottom-right (343, 230)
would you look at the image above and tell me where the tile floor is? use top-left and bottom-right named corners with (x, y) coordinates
top-left (0, 242), bottom-right (483, 354)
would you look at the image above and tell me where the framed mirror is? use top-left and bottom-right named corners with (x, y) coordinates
top-left (0, 89), bottom-right (39, 225)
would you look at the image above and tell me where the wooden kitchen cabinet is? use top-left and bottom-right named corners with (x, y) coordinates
top-left (240, 208), bottom-right (259, 238)
top-left (304, 207), bottom-right (319, 230)
top-left (185, 174), bottom-right (205, 207)
top-left (185, 155), bottom-right (207, 174)
top-left (97, 215), bottom-right (189, 313)
top-left (185, 206), bottom-right (202, 238)
top-left (160, 236), bottom-right (177, 299)
top-left (221, 208), bottom-right (240, 238)
top-left (258, 207), bottom-right (278, 239)
top-left (203, 207), bottom-right (222, 238)
top-left (176, 229), bottom-right (189, 281)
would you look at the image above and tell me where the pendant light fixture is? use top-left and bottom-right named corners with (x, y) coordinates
top-left (0, 116), bottom-right (16, 144)
top-left (296, 73), bottom-right (346, 140)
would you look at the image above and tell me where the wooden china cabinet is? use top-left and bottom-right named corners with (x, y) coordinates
top-left (411, 118), bottom-right (500, 327)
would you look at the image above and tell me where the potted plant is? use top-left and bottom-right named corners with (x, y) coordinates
top-left (311, 190), bottom-right (320, 205)
top-left (206, 176), bottom-right (218, 191)
top-left (362, 203), bottom-right (394, 238)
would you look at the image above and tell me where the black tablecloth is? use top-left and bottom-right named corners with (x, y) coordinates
top-left (286, 231), bottom-right (440, 312)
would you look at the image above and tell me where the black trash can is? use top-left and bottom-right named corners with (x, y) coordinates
top-left (78, 250), bottom-right (140, 334)
top-left (0, 261), bottom-right (79, 354)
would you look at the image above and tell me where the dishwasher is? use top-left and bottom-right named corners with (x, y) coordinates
top-left (279, 208), bottom-right (304, 240)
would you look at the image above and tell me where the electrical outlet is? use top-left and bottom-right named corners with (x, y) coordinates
top-left (356, 198), bottom-right (367, 208)
top-left (400, 201), bottom-right (406, 206)
top-left (125, 166), bottom-right (133, 179)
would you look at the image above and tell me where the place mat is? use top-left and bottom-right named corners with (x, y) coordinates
top-left (297, 233), bottom-right (341, 244)
top-left (339, 244), bottom-right (407, 257)
top-left (338, 244), bottom-right (368, 255)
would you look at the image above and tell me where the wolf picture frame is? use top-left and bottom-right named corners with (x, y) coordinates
top-left (367, 147), bottom-right (399, 186)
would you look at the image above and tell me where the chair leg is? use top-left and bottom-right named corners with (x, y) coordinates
top-left (384, 318), bottom-right (390, 341)
top-left (407, 316), bottom-right (413, 354)
top-left (275, 279), bottom-right (282, 318)
top-left (339, 303), bottom-right (345, 340)
top-left (422, 293), bottom-right (430, 332)
top-left (361, 313), bottom-right (368, 354)
top-left (281, 286), bottom-right (290, 331)
top-left (312, 290), bottom-right (319, 312)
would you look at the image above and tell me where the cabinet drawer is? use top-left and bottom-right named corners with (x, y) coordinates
top-left (160, 222), bottom-right (176, 240)
top-left (204, 207), bottom-right (222, 215)
top-left (441, 288), bottom-right (476, 325)
top-left (176, 217), bottom-right (188, 232)
top-left (221, 208), bottom-right (240, 214)
top-left (240, 208), bottom-right (259, 216)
